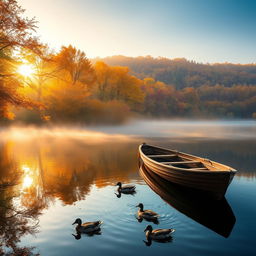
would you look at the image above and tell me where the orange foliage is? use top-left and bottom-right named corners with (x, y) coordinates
top-left (94, 61), bottom-right (144, 109)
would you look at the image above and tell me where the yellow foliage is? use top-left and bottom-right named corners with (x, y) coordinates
top-left (43, 70), bottom-right (90, 122)
top-left (3, 109), bottom-right (15, 120)
top-left (94, 61), bottom-right (144, 109)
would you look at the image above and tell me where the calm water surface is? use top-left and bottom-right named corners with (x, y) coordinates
top-left (0, 120), bottom-right (256, 255)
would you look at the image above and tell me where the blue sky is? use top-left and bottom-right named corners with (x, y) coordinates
top-left (19, 0), bottom-right (256, 63)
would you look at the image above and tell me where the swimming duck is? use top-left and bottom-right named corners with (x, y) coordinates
top-left (144, 225), bottom-right (175, 240)
top-left (72, 218), bottom-right (103, 233)
top-left (116, 182), bottom-right (136, 193)
top-left (136, 203), bottom-right (159, 220)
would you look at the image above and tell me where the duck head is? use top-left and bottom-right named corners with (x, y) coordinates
top-left (72, 218), bottom-right (82, 226)
top-left (136, 203), bottom-right (144, 211)
top-left (116, 181), bottom-right (122, 187)
top-left (144, 225), bottom-right (153, 233)
top-left (116, 182), bottom-right (122, 188)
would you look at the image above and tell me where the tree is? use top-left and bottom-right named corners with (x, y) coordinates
top-left (53, 45), bottom-right (95, 86)
top-left (142, 78), bottom-right (178, 116)
top-left (16, 47), bottom-right (62, 105)
top-left (94, 61), bottom-right (144, 109)
top-left (0, 0), bottom-right (41, 119)
top-left (45, 79), bottom-right (90, 122)
top-left (0, 0), bottom-right (40, 54)
top-left (43, 46), bottom-right (95, 123)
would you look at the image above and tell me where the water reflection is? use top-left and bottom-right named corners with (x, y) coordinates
top-left (0, 148), bottom-right (41, 255)
top-left (0, 136), bottom-right (139, 253)
top-left (0, 124), bottom-right (255, 255)
top-left (140, 164), bottom-right (236, 238)
top-left (72, 230), bottom-right (102, 240)
top-left (115, 190), bottom-right (136, 198)
top-left (0, 138), bottom-right (139, 206)
top-left (136, 216), bottom-right (159, 225)
top-left (143, 236), bottom-right (173, 247)
top-left (22, 165), bottom-right (34, 189)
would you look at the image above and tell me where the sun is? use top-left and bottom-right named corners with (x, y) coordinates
top-left (17, 63), bottom-right (35, 77)
top-left (21, 165), bottom-right (34, 189)
top-left (23, 175), bottom-right (33, 189)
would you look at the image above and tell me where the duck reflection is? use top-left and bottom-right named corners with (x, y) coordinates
top-left (135, 203), bottom-right (160, 224)
top-left (136, 216), bottom-right (159, 225)
top-left (71, 218), bottom-right (103, 240)
top-left (115, 190), bottom-right (136, 198)
top-left (115, 182), bottom-right (136, 198)
top-left (140, 164), bottom-right (236, 238)
top-left (143, 236), bottom-right (173, 247)
top-left (72, 230), bottom-right (102, 240)
top-left (143, 225), bottom-right (175, 247)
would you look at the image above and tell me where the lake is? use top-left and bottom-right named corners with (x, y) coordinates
top-left (0, 120), bottom-right (256, 255)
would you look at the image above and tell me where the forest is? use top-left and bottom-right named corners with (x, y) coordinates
top-left (98, 55), bottom-right (256, 89)
top-left (1, 0), bottom-right (256, 125)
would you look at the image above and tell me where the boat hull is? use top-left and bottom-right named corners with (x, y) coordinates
top-left (139, 163), bottom-right (236, 237)
top-left (139, 144), bottom-right (237, 199)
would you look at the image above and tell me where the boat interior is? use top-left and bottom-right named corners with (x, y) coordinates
top-left (142, 144), bottom-right (212, 171)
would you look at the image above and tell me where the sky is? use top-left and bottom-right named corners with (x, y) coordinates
top-left (19, 0), bottom-right (256, 63)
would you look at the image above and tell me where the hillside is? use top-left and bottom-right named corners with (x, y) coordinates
top-left (93, 56), bottom-right (256, 89)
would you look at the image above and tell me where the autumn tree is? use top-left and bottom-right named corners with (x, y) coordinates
top-left (53, 45), bottom-right (95, 86)
top-left (0, 0), bottom-right (41, 119)
top-left (99, 55), bottom-right (256, 89)
top-left (178, 87), bottom-right (200, 115)
top-left (94, 61), bottom-right (144, 109)
top-left (0, 0), bottom-right (40, 53)
top-left (142, 78), bottom-right (178, 116)
top-left (43, 46), bottom-right (95, 122)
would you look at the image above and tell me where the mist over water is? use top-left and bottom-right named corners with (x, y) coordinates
top-left (85, 119), bottom-right (256, 139)
top-left (0, 119), bottom-right (256, 256)
top-left (1, 119), bottom-right (256, 141)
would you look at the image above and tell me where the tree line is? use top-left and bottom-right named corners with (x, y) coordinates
top-left (98, 55), bottom-right (256, 89)
top-left (1, 0), bottom-right (256, 125)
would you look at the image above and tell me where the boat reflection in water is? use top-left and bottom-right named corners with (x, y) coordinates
top-left (139, 163), bottom-right (236, 238)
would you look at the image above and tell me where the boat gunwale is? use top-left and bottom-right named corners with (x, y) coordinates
top-left (139, 144), bottom-right (237, 174)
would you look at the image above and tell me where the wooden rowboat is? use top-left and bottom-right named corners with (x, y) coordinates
top-left (139, 143), bottom-right (237, 199)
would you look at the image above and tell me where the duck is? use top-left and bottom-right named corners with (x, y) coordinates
top-left (72, 218), bottom-right (103, 233)
top-left (144, 225), bottom-right (175, 240)
top-left (116, 182), bottom-right (136, 193)
top-left (136, 203), bottom-right (159, 220)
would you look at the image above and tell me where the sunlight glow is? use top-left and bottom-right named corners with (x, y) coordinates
top-left (23, 175), bottom-right (33, 188)
top-left (22, 166), bottom-right (31, 173)
top-left (22, 165), bottom-right (34, 189)
top-left (17, 64), bottom-right (35, 77)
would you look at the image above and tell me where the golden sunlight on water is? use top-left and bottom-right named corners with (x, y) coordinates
top-left (0, 122), bottom-right (255, 209)
top-left (22, 165), bottom-right (34, 189)
top-left (22, 175), bottom-right (33, 189)
top-left (0, 126), bottom-right (134, 143)
top-left (0, 124), bottom-right (255, 256)
top-left (0, 128), bottom-right (140, 208)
